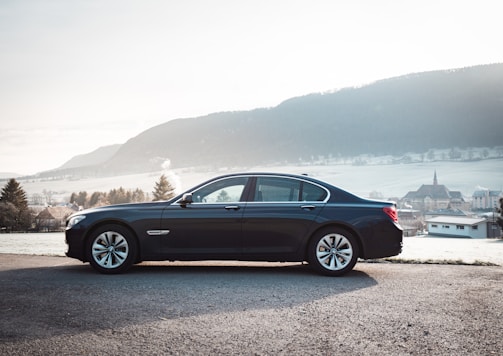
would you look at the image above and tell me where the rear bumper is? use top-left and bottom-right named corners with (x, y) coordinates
top-left (360, 221), bottom-right (403, 259)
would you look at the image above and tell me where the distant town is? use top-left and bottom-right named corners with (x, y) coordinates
top-left (397, 171), bottom-right (501, 239)
top-left (1, 161), bottom-right (502, 238)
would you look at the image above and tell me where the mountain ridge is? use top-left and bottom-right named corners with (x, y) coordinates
top-left (37, 63), bottom-right (503, 178)
top-left (58, 144), bottom-right (122, 170)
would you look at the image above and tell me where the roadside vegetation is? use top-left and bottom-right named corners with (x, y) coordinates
top-left (0, 178), bottom-right (31, 232)
top-left (0, 175), bottom-right (177, 232)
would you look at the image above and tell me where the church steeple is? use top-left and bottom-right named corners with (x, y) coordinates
top-left (433, 170), bottom-right (438, 185)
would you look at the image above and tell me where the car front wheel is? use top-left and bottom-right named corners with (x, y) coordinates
top-left (86, 224), bottom-right (137, 274)
top-left (308, 228), bottom-right (359, 276)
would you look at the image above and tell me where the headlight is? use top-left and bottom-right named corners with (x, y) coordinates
top-left (66, 215), bottom-right (86, 229)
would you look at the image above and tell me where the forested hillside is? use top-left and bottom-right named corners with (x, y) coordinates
top-left (53, 63), bottom-right (503, 176)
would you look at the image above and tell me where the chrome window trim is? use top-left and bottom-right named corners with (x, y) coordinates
top-left (173, 174), bottom-right (330, 205)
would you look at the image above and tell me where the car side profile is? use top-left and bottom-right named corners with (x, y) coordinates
top-left (65, 173), bottom-right (403, 276)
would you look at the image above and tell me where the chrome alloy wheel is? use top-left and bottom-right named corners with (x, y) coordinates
top-left (315, 233), bottom-right (353, 271)
top-left (92, 231), bottom-right (130, 269)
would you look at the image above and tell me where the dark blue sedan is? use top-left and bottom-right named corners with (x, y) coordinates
top-left (65, 173), bottom-right (402, 276)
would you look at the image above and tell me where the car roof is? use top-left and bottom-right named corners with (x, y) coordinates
top-left (211, 172), bottom-right (325, 183)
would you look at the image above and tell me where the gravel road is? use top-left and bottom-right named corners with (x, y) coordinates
top-left (0, 254), bottom-right (502, 355)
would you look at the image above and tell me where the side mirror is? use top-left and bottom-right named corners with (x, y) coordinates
top-left (180, 193), bottom-right (193, 206)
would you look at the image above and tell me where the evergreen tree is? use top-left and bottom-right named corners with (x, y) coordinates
top-left (89, 191), bottom-right (107, 207)
top-left (1, 179), bottom-right (28, 210)
top-left (152, 174), bottom-right (176, 201)
top-left (69, 191), bottom-right (88, 208)
top-left (0, 202), bottom-right (18, 232)
top-left (69, 192), bottom-right (78, 204)
top-left (77, 191), bottom-right (88, 208)
top-left (0, 179), bottom-right (31, 231)
top-left (70, 187), bottom-right (148, 207)
top-left (132, 188), bottom-right (146, 203)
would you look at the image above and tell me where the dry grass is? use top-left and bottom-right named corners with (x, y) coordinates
top-left (362, 258), bottom-right (500, 267)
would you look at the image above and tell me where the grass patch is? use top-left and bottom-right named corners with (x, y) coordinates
top-left (362, 258), bottom-right (500, 267)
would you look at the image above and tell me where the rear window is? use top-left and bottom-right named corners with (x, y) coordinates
top-left (254, 177), bottom-right (327, 202)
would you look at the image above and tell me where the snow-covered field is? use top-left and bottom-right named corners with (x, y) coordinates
top-left (15, 158), bottom-right (503, 203)
top-left (0, 233), bottom-right (501, 266)
top-left (395, 236), bottom-right (503, 265)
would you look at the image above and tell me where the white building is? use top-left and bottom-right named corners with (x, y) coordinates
top-left (426, 216), bottom-right (487, 238)
top-left (472, 189), bottom-right (502, 210)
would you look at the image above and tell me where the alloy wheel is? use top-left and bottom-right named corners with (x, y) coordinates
top-left (91, 231), bottom-right (130, 269)
top-left (315, 233), bottom-right (353, 271)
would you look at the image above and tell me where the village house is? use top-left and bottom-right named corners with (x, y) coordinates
top-left (401, 171), bottom-right (467, 213)
top-left (425, 216), bottom-right (487, 238)
top-left (35, 206), bottom-right (76, 232)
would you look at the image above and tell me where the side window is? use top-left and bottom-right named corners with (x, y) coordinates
top-left (192, 177), bottom-right (248, 203)
top-left (254, 177), bottom-right (301, 202)
top-left (253, 177), bottom-right (328, 202)
top-left (301, 182), bottom-right (327, 201)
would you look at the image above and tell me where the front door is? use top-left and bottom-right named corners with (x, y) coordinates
top-left (159, 176), bottom-right (249, 258)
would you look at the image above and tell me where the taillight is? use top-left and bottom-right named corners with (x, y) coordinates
top-left (383, 206), bottom-right (398, 222)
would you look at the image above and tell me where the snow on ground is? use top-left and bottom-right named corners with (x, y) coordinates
top-left (393, 236), bottom-right (503, 265)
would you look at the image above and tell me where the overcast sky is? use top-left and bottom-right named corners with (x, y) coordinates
top-left (1, 0), bottom-right (502, 175)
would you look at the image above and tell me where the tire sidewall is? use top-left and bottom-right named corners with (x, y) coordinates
top-left (308, 227), bottom-right (359, 276)
top-left (85, 224), bottom-right (137, 274)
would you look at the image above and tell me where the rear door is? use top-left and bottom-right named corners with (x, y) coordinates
top-left (242, 176), bottom-right (328, 257)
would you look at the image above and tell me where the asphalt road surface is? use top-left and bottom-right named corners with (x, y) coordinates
top-left (0, 255), bottom-right (502, 355)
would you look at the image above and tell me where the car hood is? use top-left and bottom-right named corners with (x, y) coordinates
top-left (70, 202), bottom-right (166, 217)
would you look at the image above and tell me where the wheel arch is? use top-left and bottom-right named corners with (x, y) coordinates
top-left (83, 219), bottom-right (141, 263)
top-left (305, 223), bottom-right (365, 260)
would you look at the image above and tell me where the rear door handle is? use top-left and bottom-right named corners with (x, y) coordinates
top-left (301, 205), bottom-right (316, 211)
top-left (225, 205), bottom-right (240, 211)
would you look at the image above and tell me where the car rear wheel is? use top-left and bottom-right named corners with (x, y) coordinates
top-left (86, 224), bottom-right (137, 274)
top-left (308, 227), bottom-right (359, 276)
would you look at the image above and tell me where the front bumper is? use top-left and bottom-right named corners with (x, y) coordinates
top-left (65, 228), bottom-right (86, 261)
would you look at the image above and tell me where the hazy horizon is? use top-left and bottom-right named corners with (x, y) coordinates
top-left (1, 0), bottom-right (502, 175)
top-left (10, 157), bottom-right (503, 203)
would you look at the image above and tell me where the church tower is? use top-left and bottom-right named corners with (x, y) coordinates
top-left (433, 170), bottom-right (438, 185)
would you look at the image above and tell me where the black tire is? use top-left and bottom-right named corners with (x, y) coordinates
top-left (308, 227), bottom-right (359, 276)
top-left (85, 224), bottom-right (137, 274)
